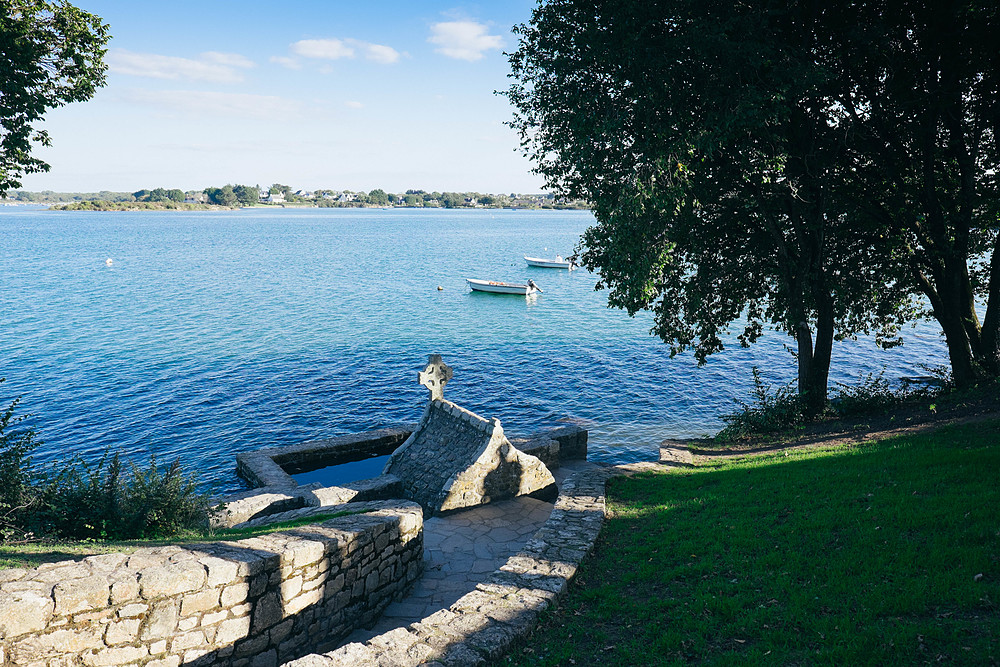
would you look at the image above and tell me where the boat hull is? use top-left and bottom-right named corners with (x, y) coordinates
top-left (467, 278), bottom-right (536, 295)
top-left (524, 256), bottom-right (574, 269)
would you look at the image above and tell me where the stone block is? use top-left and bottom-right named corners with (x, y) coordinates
top-left (0, 588), bottom-right (54, 638)
top-left (140, 600), bottom-right (178, 640)
top-left (221, 582), bottom-right (250, 607)
top-left (215, 616), bottom-right (251, 645)
top-left (181, 589), bottom-right (220, 617)
top-left (138, 562), bottom-right (207, 599)
top-left (117, 602), bottom-right (148, 618)
top-left (252, 591), bottom-right (282, 632)
top-left (12, 627), bottom-right (104, 661)
top-left (170, 630), bottom-right (206, 651)
top-left (82, 644), bottom-right (149, 667)
top-left (104, 618), bottom-right (141, 645)
top-left (109, 574), bottom-right (139, 604)
top-left (250, 648), bottom-right (277, 667)
top-left (52, 575), bottom-right (109, 615)
top-left (200, 556), bottom-right (241, 587)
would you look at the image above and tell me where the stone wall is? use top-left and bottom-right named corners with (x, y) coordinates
top-left (0, 501), bottom-right (423, 667)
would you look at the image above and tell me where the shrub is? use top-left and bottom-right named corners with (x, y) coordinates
top-left (0, 379), bottom-right (41, 540)
top-left (832, 370), bottom-right (899, 416)
top-left (36, 453), bottom-right (211, 541)
top-left (717, 367), bottom-right (808, 440)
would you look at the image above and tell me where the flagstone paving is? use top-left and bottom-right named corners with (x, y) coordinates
top-left (342, 460), bottom-right (595, 646)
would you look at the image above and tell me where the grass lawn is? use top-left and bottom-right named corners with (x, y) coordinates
top-left (500, 420), bottom-right (999, 666)
top-left (0, 510), bottom-right (357, 570)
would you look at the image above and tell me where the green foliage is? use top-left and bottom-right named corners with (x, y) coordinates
top-left (832, 371), bottom-right (903, 417)
top-left (0, 381), bottom-right (209, 543)
top-left (717, 368), bottom-right (807, 440)
top-left (0, 379), bottom-right (40, 540)
top-left (32, 454), bottom-right (208, 540)
top-left (34, 453), bottom-right (210, 541)
top-left (232, 184), bottom-right (258, 207)
top-left (506, 0), bottom-right (915, 413)
top-left (204, 184), bottom-right (237, 206)
top-left (0, 0), bottom-right (109, 195)
top-left (367, 188), bottom-right (389, 206)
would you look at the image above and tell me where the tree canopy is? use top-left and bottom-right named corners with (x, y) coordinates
top-left (507, 0), bottom-right (999, 401)
top-left (0, 0), bottom-right (109, 195)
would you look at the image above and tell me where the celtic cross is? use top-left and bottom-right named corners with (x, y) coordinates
top-left (418, 354), bottom-right (453, 401)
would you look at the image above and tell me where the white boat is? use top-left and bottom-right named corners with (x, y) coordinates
top-left (467, 278), bottom-right (542, 295)
top-left (524, 255), bottom-right (576, 269)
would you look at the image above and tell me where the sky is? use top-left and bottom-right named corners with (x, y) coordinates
top-left (19, 0), bottom-right (547, 194)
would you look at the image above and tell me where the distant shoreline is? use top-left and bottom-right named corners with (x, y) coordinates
top-left (47, 201), bottom-right (590, 212)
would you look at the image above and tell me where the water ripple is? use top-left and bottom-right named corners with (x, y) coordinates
top-left (0, 207), bottom-right (949, 493)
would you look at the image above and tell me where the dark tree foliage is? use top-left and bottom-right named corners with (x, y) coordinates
top-left (232, 183), bottom-right (259, 206)
top-left (0, 0), bottom-right (109, 195)
top-left (824, 1), bottom-right (1000, 385)
top-left (506, 0), bottom-right (912, 411)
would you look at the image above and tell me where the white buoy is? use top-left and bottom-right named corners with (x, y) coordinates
top-left (105, 258), bottom-right (113, 266)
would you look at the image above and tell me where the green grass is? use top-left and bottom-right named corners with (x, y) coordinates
top-left (501, 420), bottom-right (999, 666)
top-left (0, 510), bottom-right (358, 570)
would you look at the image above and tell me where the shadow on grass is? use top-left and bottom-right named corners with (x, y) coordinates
top-left (500, 420), bottom-right (1000, 666)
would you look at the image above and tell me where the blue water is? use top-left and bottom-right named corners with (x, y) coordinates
top-left (0, 207), bottom-right (948, 493)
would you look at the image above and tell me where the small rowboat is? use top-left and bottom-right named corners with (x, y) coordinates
top-left (467, 278), bottom-right (542, 295)
top-left (524, 255), bottom-right (575, 269)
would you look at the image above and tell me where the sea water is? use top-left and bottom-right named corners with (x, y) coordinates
top-left (0, 207), bottom-right (948, 493)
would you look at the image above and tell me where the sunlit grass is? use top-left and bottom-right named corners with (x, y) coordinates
top-left (501, 420), bottom-right (1000, 666)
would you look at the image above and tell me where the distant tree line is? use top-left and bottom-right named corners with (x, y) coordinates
top-left (10, 186), bottom-right (588, 210)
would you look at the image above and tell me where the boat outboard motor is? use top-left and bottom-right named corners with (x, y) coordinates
top-left (528, 279), bottom-right (542, 293)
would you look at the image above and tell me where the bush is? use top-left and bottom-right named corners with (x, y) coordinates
top-left (717, 367), bottom-right (808, 440)
top-left (35, 453), bottom-right (211, 541)
top-left (0, 380), bottom-right (41, 540)
top-left (1, 379), bottom-right (210, 542)
top-left (832, 370), bottom-right (899, 416)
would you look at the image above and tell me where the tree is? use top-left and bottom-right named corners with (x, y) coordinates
top-left (368, 188), bottom-right (389, 206)
top-left (232, 184), bottom-right (259, 207)
top-left (506, 0), bottom-right (911, 412)
top-left (270, 183), bottom-right (291, 197)
top-left (1, 1), bottom-right (109, 195)
top-left (821, 1), bottom-right (1000, 385)
top-left (205, 185), bottom-right (236, 207)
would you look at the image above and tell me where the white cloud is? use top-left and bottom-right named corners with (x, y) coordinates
top-left (270, 55), bottom-right (302, 70)
top-left (345, 100), bottom-right (364, 109)
top-left (120, 89), bottom-right (301, 121)
top-left (428, 21), bottom-right (502, 61)
top-left (360, 43), bottom-right (400, 64)
top-left (289, 38), bottom-right (400, 64)
top-left (108, 49), bottom-right (255, 83)
top-left (291, 38), bottom-right (355, 60)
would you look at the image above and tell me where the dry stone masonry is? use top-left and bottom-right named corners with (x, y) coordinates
top-left (383, 355), bottom-right (557, 515)
top-left (0, 501), bottom-right (423, 667)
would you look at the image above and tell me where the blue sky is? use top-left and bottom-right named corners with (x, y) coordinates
top-left (21, 1), bottom-right (546, 194)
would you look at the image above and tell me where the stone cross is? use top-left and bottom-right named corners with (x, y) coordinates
top-left (418, 354), bottom-right (453, 401)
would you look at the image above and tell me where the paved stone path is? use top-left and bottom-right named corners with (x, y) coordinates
top-left (343, 461), bottom-right (593, 646)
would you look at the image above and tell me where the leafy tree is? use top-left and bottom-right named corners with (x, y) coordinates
top-left (205, 185), bottom-right (237, 207)
top-left (269, 183), bottom-right (291, 197)
top-left (822, 1), bottom-right (1000, 385)
top-left (506, 0), bottom-right (911, 412)
top-left (1, 0), bottom-right (109, 195)
top-left (368, 188), bottom-right (389, 206)
top-left (403, 194), bottom-right (419, 206)
top-left (232, 184), bottom-right (259, 207)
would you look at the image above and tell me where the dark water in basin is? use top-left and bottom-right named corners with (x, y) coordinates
top-left (0, 207), bottom-right (948, 493)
